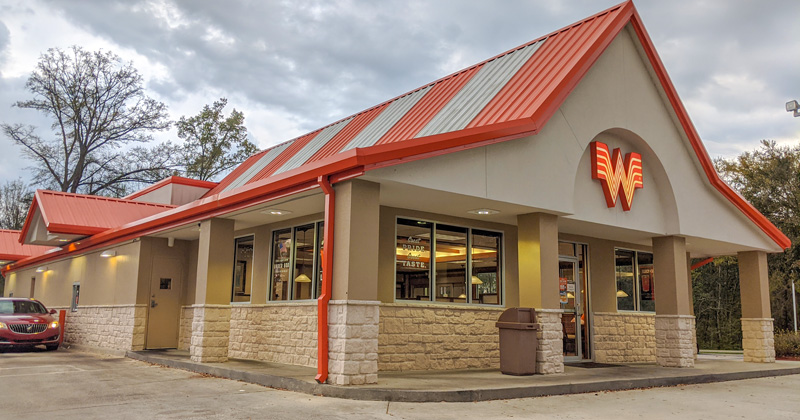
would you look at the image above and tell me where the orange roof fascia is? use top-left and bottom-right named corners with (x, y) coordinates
top-left (124, 176), bottom-right (218, 200)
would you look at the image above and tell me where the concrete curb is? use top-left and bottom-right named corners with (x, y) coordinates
top-left (126, 351), bottom-right (800, 402)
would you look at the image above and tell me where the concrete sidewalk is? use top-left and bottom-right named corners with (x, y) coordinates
top-left (126, 350), bottom-right (800, 402)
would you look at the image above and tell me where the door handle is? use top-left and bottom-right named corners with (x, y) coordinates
top-left (150, 299), bottom-right (158, 308)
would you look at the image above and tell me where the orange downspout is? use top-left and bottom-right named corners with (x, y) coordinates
top-left (316, 175), bottom-right (335, 383)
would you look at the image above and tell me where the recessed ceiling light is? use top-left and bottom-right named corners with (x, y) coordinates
top-left (57, 239), bottom-right (70, 242)
top-left (468, 208), bottom-right (499, 215)
top-left (262, 209), bottom-right (291, 216)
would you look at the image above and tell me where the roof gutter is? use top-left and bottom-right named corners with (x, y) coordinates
top-left (316, 175), bottom-right (335, 384)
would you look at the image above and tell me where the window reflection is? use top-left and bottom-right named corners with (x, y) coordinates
top-left (471, 230), bottom-right (501, 305)
top-left (271, 229), bottom-right (292, 301)
top-left (395, 219), bottom-right (432, 300)
top-left (434, 225), bottom-right (468, 303)
top-left (231, 236), bottom-right (254, 302)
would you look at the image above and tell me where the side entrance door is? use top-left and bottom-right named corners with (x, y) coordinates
top-left (559, 257), bottom-right (584, 361)
top-left (146, 257), bottom-right (183, 349)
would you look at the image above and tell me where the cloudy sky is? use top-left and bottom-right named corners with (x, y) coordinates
top-left (0, 0), bottom-right (798, 184)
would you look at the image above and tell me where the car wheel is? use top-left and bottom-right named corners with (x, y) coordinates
top-left (45, 344), bottom-right (59, 351)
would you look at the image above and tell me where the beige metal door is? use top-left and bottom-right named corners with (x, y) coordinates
top-left (146, 257), bottom-right (183, 349)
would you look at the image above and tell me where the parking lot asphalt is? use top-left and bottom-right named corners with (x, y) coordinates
top-left (2, 348), bottom-right (800, 420)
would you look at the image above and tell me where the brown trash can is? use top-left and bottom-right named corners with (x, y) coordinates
top-left (495, 307), bottom-right (539, 375)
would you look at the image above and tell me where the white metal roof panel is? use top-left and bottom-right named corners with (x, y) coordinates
top-left (274, 118), bottom-right (353, 175)
top-left (415, 39), bottom-right (544, 138)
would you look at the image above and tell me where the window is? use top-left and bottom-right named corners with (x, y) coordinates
top-left (270, 222), bottom-right (324, 301)
top-left (395, 218), bottom-right (502, 305)
top-left (231, 236), bottom-right (254, 302)
top-left (615, 248), bottom-right (655, 312)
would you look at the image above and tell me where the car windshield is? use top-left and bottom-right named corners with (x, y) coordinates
top-left (0, 300), bottom-right (47, 314)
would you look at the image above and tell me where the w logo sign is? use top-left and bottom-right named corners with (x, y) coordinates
top-left (590, 141), bottom-right (643, 211)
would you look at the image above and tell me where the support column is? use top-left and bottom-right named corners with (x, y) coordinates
top-left (738, 251), bottom-right (775, 363)
top-left (687, 253), bottom-right (697, 359)
top-left (517, 213), bottom-right (562, 374)
top-left (653, 236), bottom-right (694, 367)
top-left (329, 179), bottom-right (380, 385)
top-left (190, 218), bottom-right (234, 363)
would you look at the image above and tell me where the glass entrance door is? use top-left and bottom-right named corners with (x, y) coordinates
top-left (559, 258), bottom-right (583, 360)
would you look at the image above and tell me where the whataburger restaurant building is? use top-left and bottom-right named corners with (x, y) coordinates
top-left (1, 2), bottom-right (790, 385)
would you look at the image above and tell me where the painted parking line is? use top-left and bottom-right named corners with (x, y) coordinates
top-left (0, 362), bottom-right (150, 378)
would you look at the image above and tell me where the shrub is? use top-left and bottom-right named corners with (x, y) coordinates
top-left (774, 330), bottom-right (800, 357)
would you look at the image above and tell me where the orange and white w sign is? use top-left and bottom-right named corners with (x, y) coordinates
top-left (590, 141), bottom-right (643, 211)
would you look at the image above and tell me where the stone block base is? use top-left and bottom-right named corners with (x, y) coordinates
top-left (655, 315), bottom-right (695, 368)
top-left (190, 304), bottom-right (231, 363)
top-left (58, 304), bottom-right (146, 351)
top-left (592, 312), bottom-right (656, 364)
top-left (741, 318), bottom-right (775, 363)
top-left (328, 300), bottom-right (379, 385)
top-left (535, 309), bottom-right (564, 374)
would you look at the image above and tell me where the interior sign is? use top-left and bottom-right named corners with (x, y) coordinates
top-left (590, 141), bottom-right (643, 211)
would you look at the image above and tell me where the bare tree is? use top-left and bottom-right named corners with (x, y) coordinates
top-left (1, 46), bottom-right (172, 196)
top-left (0, 179), bottom-right (33, 230)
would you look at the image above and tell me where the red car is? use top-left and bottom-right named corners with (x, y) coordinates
top-left (0, 298), bottom-right (60, 351)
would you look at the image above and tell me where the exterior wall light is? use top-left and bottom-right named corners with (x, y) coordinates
top-left (787, 100), bottom-right (800, 117)
top-left (36, 266), bottom-right (47, 273)
top-left (100, 250), bottom-right (117, 258)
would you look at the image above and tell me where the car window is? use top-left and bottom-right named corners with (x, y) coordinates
top-left (0, 301), bottom-right (12, 314)
top-left (13, 301), bottom-right (47, 314)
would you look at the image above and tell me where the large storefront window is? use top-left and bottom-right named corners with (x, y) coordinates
top-left (231, 236), bottom-right (254, 302)
top-left (270, 222), bottom-right (323, 301)
top-left (615, 248), bottom-right (655, 312)
top-left (395, 218), bottom-right (502, 305)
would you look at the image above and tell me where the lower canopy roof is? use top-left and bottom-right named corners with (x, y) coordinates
top-left (0, 230), bottom-right (52, 264)
top-left (19, 190), bottom-right (176, 247)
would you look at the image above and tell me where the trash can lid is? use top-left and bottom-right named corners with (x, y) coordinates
top-left (497, 307), bottom-right (536, 324)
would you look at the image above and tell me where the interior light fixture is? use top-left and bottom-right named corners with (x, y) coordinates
top-left (458, 293), bottom-right (467, 299)
top-left (100, 250), bottom-right (117, 258)
top-left (468, 208), bottom-right (499, 216)
top-left (616, 290), bottom-right (629, 298)
top-left (262, 209), bottom-right (291, 216)
top-left (471, 276), bottom-right (484, 285)
top-left (294, 274), bottom-right (311, 283)
top-left (36, 266), bottom-right (47, 273)
top-left (567, 292), bottom-right (575, 299)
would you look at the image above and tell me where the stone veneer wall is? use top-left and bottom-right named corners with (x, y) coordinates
top-left (655, 314), bottom-right (695, 367)
top-left (61, 304), bottom-right (147, 351)
top-left (378, 303), bottom-right (504, 371)
top-left (178, 306), bottom-right (194, 351)
top-left (535, 309), bottom-right (565, 374)
top-left (741, 318), bottom-right (775, 363)
top-left (190, 304), bottom-right (231, 363)
top-left (592, 312), bottom-right (656, 364)
top-left (227, 302), bottom-right (318, 367)
top-left (328, 300), bottom-right (380, 385)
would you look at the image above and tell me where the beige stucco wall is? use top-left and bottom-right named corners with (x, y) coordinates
top-left (4, 241), bottom-right (142, 306)
top-left (378, 303), bottom-right (503, 371)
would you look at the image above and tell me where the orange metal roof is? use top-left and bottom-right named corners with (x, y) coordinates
top-left (4, 1), bottom-right (790, 274)
top-left (0, 230), bottom-right (51, 261)
top-left (209, 4), bottom-right (629, 195)
top-left (20, 190), bottom-right (176, 240)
